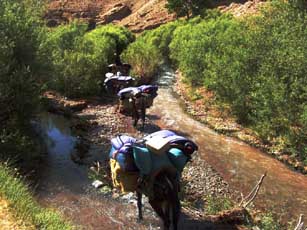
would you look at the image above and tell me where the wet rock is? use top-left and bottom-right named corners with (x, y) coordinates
top-left (92, 180), bottom-right (103, 189)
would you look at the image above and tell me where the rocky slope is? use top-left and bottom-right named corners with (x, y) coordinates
top-left (45, 0), bottom-right (175, 32)
top-left (45, 0), bottom-right (265, 32)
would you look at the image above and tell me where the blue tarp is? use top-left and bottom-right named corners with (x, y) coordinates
top-left (167, 148), bottom-right (188, 173)
top-left (133, 145), bottom-right (175, 176)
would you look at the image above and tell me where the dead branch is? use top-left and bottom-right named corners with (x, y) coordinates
top-left (294, 214), bottom-right (307, 230)
top-left (239, 172), bottom-right (267, 208)
top-left (181, 173), bottom-right (268, 225)
top-left (205, 207), bottom-right (249, 224)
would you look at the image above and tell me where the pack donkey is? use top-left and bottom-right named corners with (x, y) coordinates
top-left (109, 131), bottom-right (198, 230)
top-left (117, 85), bottom-right (158, 128)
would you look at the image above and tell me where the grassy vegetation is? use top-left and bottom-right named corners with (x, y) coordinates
top-left (0, 163), bottom-right (73, 229)
top-left (205, 195), bottom-right (233, 215)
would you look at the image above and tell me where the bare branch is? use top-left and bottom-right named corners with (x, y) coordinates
top-left (239, 172), bottom-right (267, 208)
top-left (294, 214), bottom-right (306, 230)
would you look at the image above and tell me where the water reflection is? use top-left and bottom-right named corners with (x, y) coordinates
top-left (40, 112), bottom-right (75, 156)
top-left (37, 112), bottom-right (88, 195)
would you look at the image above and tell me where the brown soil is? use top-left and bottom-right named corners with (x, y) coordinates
top-left (175, 72), bottom-right (307, 174)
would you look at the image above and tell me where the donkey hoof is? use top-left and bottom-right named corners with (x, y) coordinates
top-left (137, 217), bottom-right (143, 223)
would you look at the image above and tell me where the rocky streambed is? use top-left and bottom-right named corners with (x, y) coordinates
top-left (36, 91), bottom-right (245, 229)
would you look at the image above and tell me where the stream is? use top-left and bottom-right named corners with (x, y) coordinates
top-left (34, 66), bottom-right (307, 229)
top-left (149, 66), bottom-right (307, 221)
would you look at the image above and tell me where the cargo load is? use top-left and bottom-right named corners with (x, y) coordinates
top-left (109, 135), bottom-right (138, 172)
top-left (104, 72), bottom-right (135, 93)
top-left (142, 130), bottom-right (198, 156)
top-left (108, 131), bottom-right (198, 194)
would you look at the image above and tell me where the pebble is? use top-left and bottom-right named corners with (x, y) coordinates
top-left (92, 180), bottom-right (103, 188)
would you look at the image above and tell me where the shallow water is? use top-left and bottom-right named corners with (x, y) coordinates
top-left (36, 112), bottom-right (88, 194)
top-left (35, 112), bottom-right (161, 229)
top-left (149, 66), bottom-right (307, 221)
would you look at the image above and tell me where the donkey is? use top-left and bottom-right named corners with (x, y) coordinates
top-left (136, 167), bottom-right (181, 230)
top-left (131, 95), bottom-right (146, 128)
top-left (117, 94), bottom-right (147, 128)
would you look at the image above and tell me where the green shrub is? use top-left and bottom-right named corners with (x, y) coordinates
top-left (121, 39), bottom-right (163, 82)
top-left (142, 21), bottom-right (183, 58)
top-left (122, 21), bottom-right (182, 81)
top-left (257, 213), bottom-right (281, 230)
top-left (170, 14), bottom-right (239, 87)
top-left (205, 195), bottom-right (233, 215)
top-left (43, 24), bottom-right (134, 97)
top-left (86, 25), bottom-right (135, 54)
top-left (169, 2), bottom-right (307, 161)
top-left (0, 0), bottom-right (47, 161)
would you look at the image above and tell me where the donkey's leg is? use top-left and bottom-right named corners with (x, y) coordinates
top-left (163, 202), bottom-right (171, 230)
top-left (171, 196), bottom-right (181, 230)
top-left (150, 200), bottom-right (170, 230)
top-left (136, 191), bottom-right (143, 221)
top-left (140, 104), bottom-right (146, 130)
top-left (170, 176), bottom-right (181, 230)
top-left (131, 98), bottom-right (139, 127)
top-left (149, 200), bottom-right (164, 219)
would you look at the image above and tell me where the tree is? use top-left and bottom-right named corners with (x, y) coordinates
top-left (165, 0), bottom-right (209, 19)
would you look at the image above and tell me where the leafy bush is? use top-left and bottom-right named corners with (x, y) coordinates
top-left (43, 24), bottom-right (134, 97)
top-left (0, 0), bottom-right (47, 161)
top-left (257, 213), bottom-right (281, 230)
top-left (142, 21), bottom-right (183, 58)
top-left (122, 21), bottom-right (181, 81)
top-left (121, 39), bottom-right (162, 83)
top-left (165, 0), bottom-right (211, 19)
top-left (205, 195), bottom-right (233, 215)
top-left (170, 14), bottom-right (238, 86)
top-left (169, 2), bottom-right (307, 162)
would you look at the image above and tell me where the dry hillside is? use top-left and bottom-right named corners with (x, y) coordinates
top-left (45, 0), bottom-right (265, 32)
top-left (45, 0), bottom-right (175, 32)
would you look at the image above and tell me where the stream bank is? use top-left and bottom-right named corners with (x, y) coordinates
top-left (174, 72), bottom-right (307, 175)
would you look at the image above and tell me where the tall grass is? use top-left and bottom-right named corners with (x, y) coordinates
top-left (0, 163), bottom-right (73, 230)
